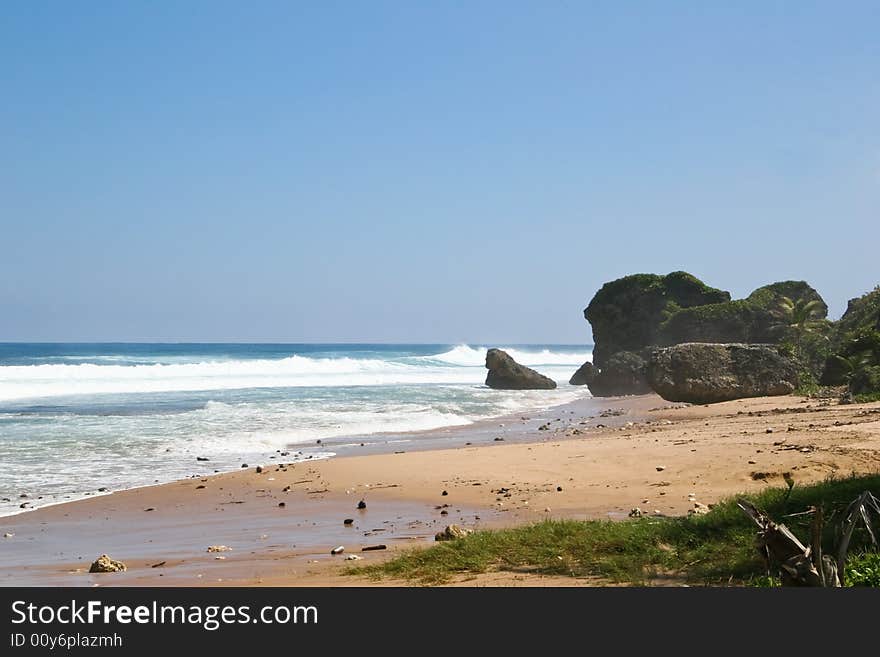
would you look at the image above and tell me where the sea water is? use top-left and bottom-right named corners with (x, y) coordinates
top-left (0, 343), bottom-right (592, 516)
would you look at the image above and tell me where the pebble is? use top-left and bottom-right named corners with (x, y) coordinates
top-left (330, 546), bottom-right (345, 555)
top-left (357, 500), bottom-right (367, 510)
top-left (345, 554), bottom-right (363, 561)
top-left (278, 502), bottom-right (286, 508)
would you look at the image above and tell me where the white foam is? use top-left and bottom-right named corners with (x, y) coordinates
top-left (424, 344), bottom-right (592, 367)
top-left (0, 348), bottom-right (592, 402)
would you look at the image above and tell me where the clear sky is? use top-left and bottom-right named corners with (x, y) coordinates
top-left (1, 2), bottom-right (878, 343)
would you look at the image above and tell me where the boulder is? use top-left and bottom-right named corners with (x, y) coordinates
top-left (88, 554), bottom-right (127, 573)
top-left (485, 348), bottom-right (556, 390)
top-left (569, 361), bottom-right (597, 386)
top-left (647, 343), bottom-right (798, 404)
top-left (434, 525), bottom-right (473, 541)
top-left (588, 351), bottom-right (653, 396)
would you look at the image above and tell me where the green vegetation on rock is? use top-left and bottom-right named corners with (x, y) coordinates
top-left (584, 271), bottom-right (730, 369)
top-left (819, 287), bottom-right (880, 399)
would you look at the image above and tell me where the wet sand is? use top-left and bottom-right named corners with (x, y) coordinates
top-left (2, 393), bottom-right (879, 587)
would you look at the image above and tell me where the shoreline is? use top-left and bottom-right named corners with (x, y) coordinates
top-left (1, 384), bottom-right (599, 519)
top-left (2, 393), bottom-right (879, 586)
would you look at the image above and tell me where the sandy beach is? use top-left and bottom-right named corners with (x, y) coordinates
top-left (2, 392), bottom-right (878, 587)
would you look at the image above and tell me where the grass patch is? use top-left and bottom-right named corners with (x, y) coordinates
top-left (348, 474), bottom-right (880, 586)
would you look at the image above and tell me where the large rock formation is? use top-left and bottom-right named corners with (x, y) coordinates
top-left (583, 272), bottom-right (828, 396)
top-left (485, 348), bottom-right (556, 390)
top-left (584, 271), bottom-right (730, 370)
top-left (646, 343), bottom-right (798, 404)
top-left (658, 281), bottom-right (829, 346)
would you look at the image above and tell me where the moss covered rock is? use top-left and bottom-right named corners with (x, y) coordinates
top-left (584, 271), bottom-right (730, 369)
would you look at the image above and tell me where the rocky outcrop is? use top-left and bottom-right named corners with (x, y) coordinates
top-left (485, 348), bottom-right (556, 390)
top-left (585, 271), bottom-right (730, 369)
top-left (587, 351), bottom-right (652, 396)
top-left (88, 554), bottom-right (127, 573)
top-left (569, 361), bottom-right (597, 386)
top-left (584, 273), bottom-right (828, 395)
top-left (658, 280), bottom-right (828, 346)
top-left (647, 343), bottom-right (798, 404)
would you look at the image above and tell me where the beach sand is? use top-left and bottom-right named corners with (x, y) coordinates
top-left (2, 393), bottom-right (879, 587)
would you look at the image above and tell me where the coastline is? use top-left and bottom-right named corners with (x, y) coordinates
top-left (2, 392), bottom-right (879, 586)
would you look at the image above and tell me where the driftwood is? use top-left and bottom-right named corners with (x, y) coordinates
top-left (738, 490), bottom-right (880, 587)
top-left (737, 500), bottom-right (839, 586)
top-left (836, 490), bottom-right (880, 577)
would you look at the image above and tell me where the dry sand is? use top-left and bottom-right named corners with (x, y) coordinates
top-left (2, 393), bottom-right (878, 587)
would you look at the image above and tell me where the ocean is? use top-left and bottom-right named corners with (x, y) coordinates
top-left (0, 343), bottom-right (592, 517)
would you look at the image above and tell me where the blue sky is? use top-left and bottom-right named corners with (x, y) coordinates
top-left (1, 2), bottom-right (878, 343)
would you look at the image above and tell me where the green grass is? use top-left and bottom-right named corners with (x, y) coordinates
top-left (348, 474), bottom-right (880, 586)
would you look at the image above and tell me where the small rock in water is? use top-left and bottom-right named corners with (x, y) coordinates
top-left (3, 532), bottom-right (14, 539)
top-left (98, 487), bottom-right (108, 492)
top-left (362, 544), bottom-right (387, 552)
top-left (330, 546), bottom-right (345, 555)
top-left (494, 437), bottom-right (504, 441)
top-left (89, 554), bottom-right (127, 573)
top-left (278, 502), bottom-right (286, 508)
top-left (196, 456), bottom-right (209, 462)
top-left (241, 464), bottom-right (248, 468)
top-left (357, 500), bottom-right (367, 510)
top-left (144, 507), bottom-right (155, 512)
top-left (440, 509), bottom-right (448, 516)
top-left (255, 466), bottom-right (263, 473)
top-left (343, 518), bottom-right (354, 526)
top-left (207, 545), bottom-right (232, 553)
